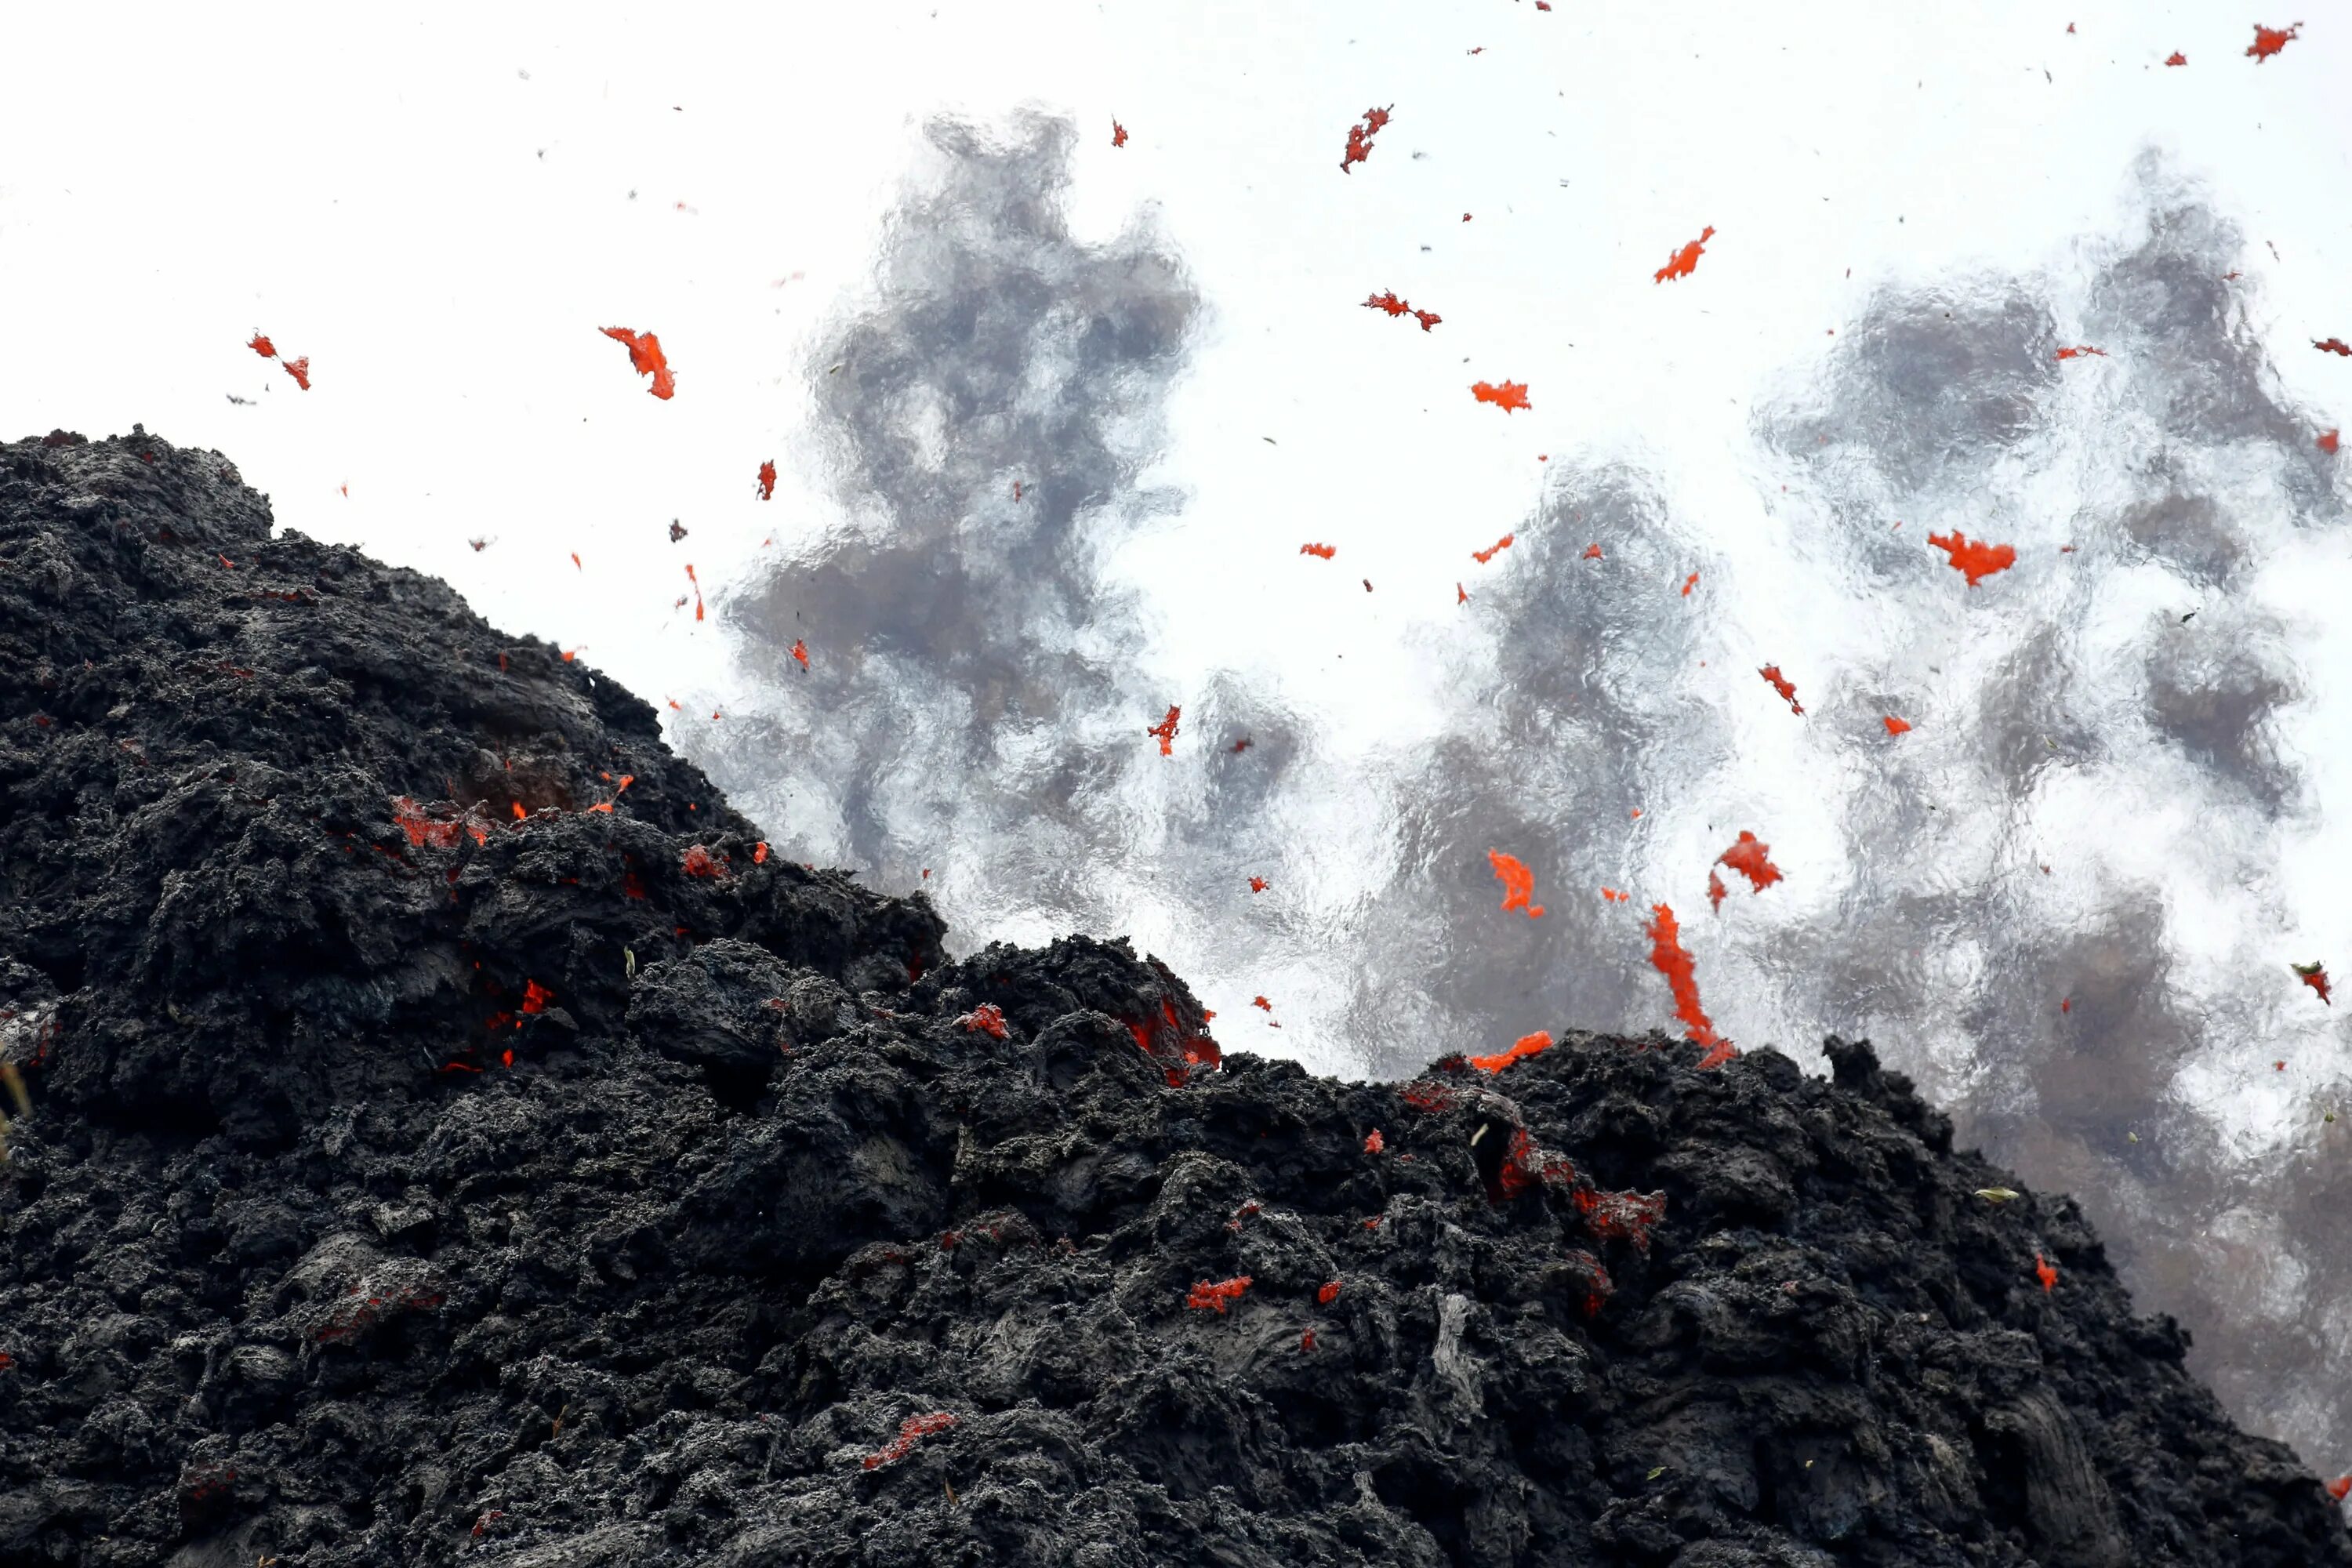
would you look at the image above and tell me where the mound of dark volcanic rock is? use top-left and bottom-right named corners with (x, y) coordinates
top-left (2, 426), bottom-right (2346, 1568)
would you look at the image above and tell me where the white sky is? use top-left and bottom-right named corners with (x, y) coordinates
top-left (2, 1), bottom-right (2342, 733)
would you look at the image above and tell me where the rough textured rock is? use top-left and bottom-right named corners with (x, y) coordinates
top-left (2, 426), bottom-right (2347, 1566)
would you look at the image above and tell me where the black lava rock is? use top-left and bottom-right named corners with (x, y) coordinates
top-left (2, 428), bottom-right (2346, 1566)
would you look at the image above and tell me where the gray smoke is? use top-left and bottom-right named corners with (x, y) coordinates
top-left (1749, 151), bottom-right (2347, 1465)
top-left (702, 111), bottom-right (1203, 942)
top-left (1327, 464), bottom-right (1730, 1076)
top-left (695, 127), bottom-right (2352, 1469)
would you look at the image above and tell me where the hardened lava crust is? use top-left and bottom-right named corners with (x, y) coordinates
top-left (2, 428), bottom-right (2347, 1566)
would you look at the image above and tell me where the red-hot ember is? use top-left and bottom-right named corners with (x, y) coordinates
top-left (1400, 1080), bottom-right (1462, 1113)
top-left (1715, 831), bottom-right (1782, 895)
top-left (1186, 1276), bottom-right (1253, 1314)
top-left (1646, 903), bottom-right (1734, 1069)
top-left (1364, 290), bottom-right (1442, 331)
top-left (390, 796), bottom-right (463, 849)
top-left (957, 1003), bottom-right (1009, 1038)
top-left (2245, 22), bottom-right (2300, 62)
top-left (1495, 1127), bottom-right (1576, 1201)
top-left (1574, 1185), bottom-right (1667, 1253)
top-left (1653, 225), bottom-right (1715, 284)
top-left (1487, 850), bottom-right (1545, 918)
top-left (1469, 1030), bottom-right (1554, 1074)
top-left (1928, 530), bottom-right (2016, 586)
top-left (601, 326), bottom-right (676, 398)
top-left (862, 1412), bottom-right (957, 1470)
top-left (1339, 105), bottom-right (1392, 172)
